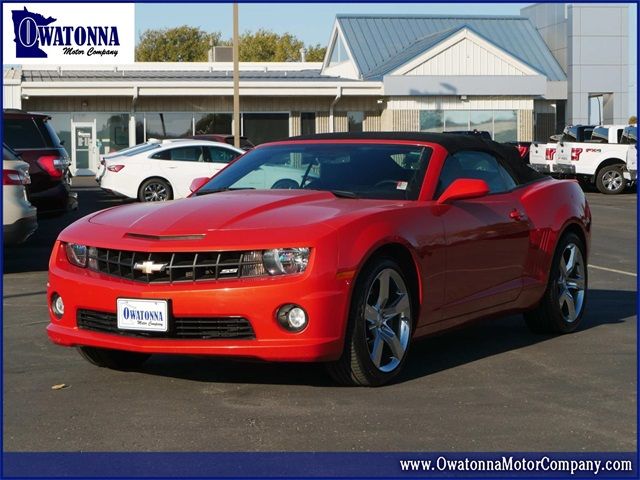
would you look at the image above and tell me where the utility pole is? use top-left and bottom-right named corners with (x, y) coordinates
top-left (233, 2), bottom-right (240, 148)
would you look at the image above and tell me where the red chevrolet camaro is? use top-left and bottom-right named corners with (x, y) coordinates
top-left (47, 133), bottom-right (590, 386)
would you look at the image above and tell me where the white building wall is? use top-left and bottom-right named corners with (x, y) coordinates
top-left (521, 3), bottom-right (568, 71)
top-left (3, 68), bottom-right (22, 109)
top-left (405, 38), bottom-right (527, 76)
top-left (567, 4), bottom-right (629, 125)
top-left (523, 3), bottom-right (629, 125)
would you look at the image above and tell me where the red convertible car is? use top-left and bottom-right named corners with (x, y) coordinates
top-left (47, 133), bottom-right (590, 386)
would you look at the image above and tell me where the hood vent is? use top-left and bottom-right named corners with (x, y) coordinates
top-left (124, 233), bottom-right (205, 241)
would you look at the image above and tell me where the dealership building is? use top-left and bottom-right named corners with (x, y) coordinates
top-left (3, 3), bottom-right (630, 176)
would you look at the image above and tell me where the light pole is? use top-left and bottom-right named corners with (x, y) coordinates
top-left (233, 2), bottom-right (240, 148)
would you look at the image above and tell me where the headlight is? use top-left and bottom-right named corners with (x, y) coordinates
top-left (65, 243), bottom-right (88, 267)
top-left (263, 248), bottom-right (310, 275)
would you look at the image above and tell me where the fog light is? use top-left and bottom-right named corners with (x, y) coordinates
top-left (277, 304), bottom-right (308, 332)
top-left (51, 293), bottom-right (64, 319)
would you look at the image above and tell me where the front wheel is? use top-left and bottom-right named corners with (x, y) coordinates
top-left (525, 232), bottom-right (587, 333)
top-left (77, 346), bottom-right (150, 370)
top-left (326, 258), bottom-right (414, 386)
top-left (596, 165), bottom-right (626, 194)
top-left (271, 179), bottom-right (299, 189)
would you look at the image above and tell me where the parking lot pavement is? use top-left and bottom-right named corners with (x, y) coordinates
top-left (3, 180), bottom-right (636, 452)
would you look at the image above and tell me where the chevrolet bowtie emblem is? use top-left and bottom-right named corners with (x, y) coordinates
top-left (133, 261), bottom-right (167, 275)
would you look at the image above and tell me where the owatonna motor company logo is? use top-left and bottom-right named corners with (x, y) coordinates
top-left (11, 6), bottom-right (124, 59)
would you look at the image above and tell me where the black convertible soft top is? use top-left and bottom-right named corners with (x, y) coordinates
top-left (291, 132), bottom-right (545, 185)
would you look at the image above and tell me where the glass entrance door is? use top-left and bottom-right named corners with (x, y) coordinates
top-left (71, 121), bottom-right (97, 176)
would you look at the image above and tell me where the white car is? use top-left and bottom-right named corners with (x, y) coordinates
top-left (97, 140), bottom-right (244, 202)
top-left (3, 144), bottom-right (37, 245)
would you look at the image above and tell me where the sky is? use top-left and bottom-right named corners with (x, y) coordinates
top-left (135, 2), bottom-right (637, 114)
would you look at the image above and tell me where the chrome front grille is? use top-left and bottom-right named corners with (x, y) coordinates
top-left (88, 247), bottom-right (266, 283)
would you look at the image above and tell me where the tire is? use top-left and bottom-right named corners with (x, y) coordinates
top-left (525, 232), bottom-right (587, 334)
top-left (138, 178), bottom-right (173, 202)
top-left (326, 257), bottom-right (414, 386)
top-left (77, 346), bottom-right (150, 370)
top-left (596, 164), bottom-right (626, 194)
top-left (271, 179), bottom-right (299, 189)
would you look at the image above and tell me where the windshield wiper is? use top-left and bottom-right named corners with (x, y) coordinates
top-left (329, 190), bottom-right (359, 199)
top-left (196, 187), bottom-right (255, 196)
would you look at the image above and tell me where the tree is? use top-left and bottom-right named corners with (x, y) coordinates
top-left (239, 29), bottom-right (304, 62)
top-left (136, 26), bottom-right (223, 62)
top-left (136, 26), bottom-right (328, 63)
top-left (305, 43), bottom-right (327, 62)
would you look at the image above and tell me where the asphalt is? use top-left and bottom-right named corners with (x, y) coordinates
top-left (3, 178), bottom-right (636, 452)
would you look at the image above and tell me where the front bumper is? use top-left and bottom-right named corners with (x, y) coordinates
top-left (46, 244), bottom-right (349, 362)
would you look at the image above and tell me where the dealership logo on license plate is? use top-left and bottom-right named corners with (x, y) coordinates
top-left (117, 298), bottom-right (168, 332)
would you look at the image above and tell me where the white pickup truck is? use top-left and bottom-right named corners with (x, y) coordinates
top-left (623, 125), bottom-right (637, 182)
top-left (529, 125), bottom-right (594, 174)
top-left (555, 124), bottom-right (632, 194)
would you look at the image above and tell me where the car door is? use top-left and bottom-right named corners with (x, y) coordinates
top-left (151, 146), bottom-right (206, 198)
top-left (436, 150), bottom-right (531, 319)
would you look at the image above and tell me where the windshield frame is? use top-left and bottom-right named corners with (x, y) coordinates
top-left (195, 140), bottom-right (435, 201)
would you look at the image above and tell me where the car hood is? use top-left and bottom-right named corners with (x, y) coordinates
top-left (87, 190), bottom-right (405, 236)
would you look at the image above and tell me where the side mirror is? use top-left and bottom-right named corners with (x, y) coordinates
top-left (437, 179), bottom-right (490, 205)
top-left (189, 176), bottom-right (209, 193)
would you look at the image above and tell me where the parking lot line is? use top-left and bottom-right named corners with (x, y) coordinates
top-left (589, 264), bottom-right (637, 277)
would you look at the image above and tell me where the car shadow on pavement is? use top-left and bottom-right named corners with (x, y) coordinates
top-left (137, 288), bottom-right (635, 387)
top-left (398, 288), bottom-right (633, 384)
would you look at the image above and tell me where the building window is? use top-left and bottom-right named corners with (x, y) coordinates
top-left (493, 110), bottom-right (517, 142)
top-left (328, 36), bottom-right (348, 66)
top-left (242, 113), bottom-right (289, 145)
top-left (145, 113), bottom-right (194, 140)
top-left (194, 113), bottom-right (233, 135)
top-left (419, 111), bottom-right (444, 132)
top-left (443, 111), bottom-right (470, 132)
top-left (419, 110), bottom-right (518, 142)
top-left (301, 112), bottom-right (316, 135)
top-left (68, 112), bottom-right (130, 155)
top-left (46, 113), bottom-right (72, 151)
top-left (348, 111), bottom-right (364, 133)
top-left (470, 110), bottom-right (493, 134)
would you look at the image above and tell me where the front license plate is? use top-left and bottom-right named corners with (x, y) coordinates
top-left (117, 298), bottom-right (168, 332)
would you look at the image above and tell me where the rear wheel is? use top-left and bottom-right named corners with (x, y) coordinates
top-left (596, 164), bottom-right (626, 194)
top-left (525, 232), bottom-right (587, 333)
top-left (139, 178), bottom-right (173, 202)
top-left (77, 346), bottom-right (150, 370)
top-left (326, 257), bottom-right (414, 386)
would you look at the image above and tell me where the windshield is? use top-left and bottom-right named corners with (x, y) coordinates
top-left (590, 127), bottom-right (609, 143)
top-left (621, 126), bottom-right (637, 144)
top-left (105, 141), bottom-right (161, 158)
top-left (3, 144), bottom-right (20, 161)
top-left (197, 143), bottom-right (432, 200)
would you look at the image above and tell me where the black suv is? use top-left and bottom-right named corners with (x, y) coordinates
top-left (3, 109), bottom-right (77, 215)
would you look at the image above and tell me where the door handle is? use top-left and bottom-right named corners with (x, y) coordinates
top-left (509, 209), bottom-right (527, 222)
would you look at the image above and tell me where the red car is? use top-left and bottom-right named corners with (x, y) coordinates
top-left (47, 133), bottom-right (590, 386)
